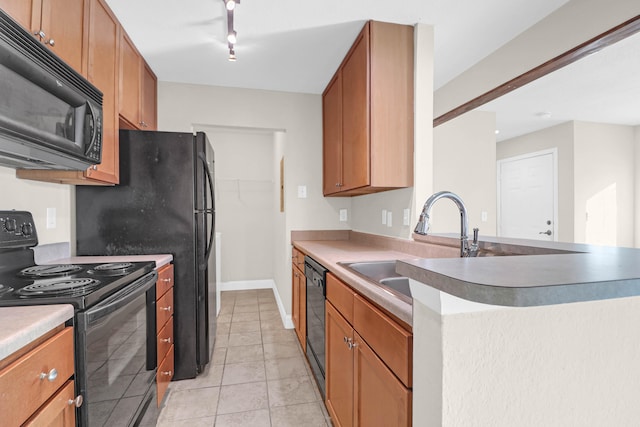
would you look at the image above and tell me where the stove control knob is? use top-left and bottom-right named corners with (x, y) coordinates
top-left (21, 223), bottom-right (33, 236)
top-left (5, 218), bottom-right (16, 232)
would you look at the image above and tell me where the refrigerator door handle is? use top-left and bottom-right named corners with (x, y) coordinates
top-left (198, 152), bottom-right (215, 270)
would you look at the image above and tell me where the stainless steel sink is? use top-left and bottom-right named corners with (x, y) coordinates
top-left (339, 260), bottom-right (412, 300)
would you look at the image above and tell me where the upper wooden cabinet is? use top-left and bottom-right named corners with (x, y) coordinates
top-left (8, 0), bottom-right (157, 185)
top-left (323, 21), bottom-right (414, 196)
top-left (0, 0), bottom-right (88, 73)
top-left (119, 29), bottom-right (157, 131)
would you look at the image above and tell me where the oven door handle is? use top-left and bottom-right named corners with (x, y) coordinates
top-left (84, 271), bottom-right (157, 326)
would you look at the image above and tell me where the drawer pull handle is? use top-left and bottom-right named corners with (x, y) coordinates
top-left (161, 337), bottom-right (172, 344)
top-left (161, 370), bottom-right (173, 377)
top-left (162, 278), bottom-right (172, 283)
top-left (39, 368), bottom-right (58, 382)
top-left (160, 305), bottom-right (172, 312)
top-left (68, 395), bottom-right (83, 408)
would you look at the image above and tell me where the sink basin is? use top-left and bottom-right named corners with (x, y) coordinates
top-left (339, 260), bottom-right (412, 299)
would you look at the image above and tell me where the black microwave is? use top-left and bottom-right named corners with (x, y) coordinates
top-left (0, 9), bottom-right (102, 170)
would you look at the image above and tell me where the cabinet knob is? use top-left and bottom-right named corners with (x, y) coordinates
top-left (160, 305), bottom-right (172, 312)
top-left (348, 341), bottom-right (358, 350)
top-left (47, 38), bottom-right (55, 46)
top-left (68, 395), bottom-right (83, 407)
top-left (161, 337), bottom-right (172, 344)
top-left (161, 370), bottom-right (173, 377)
top-left (34, 30), bottom-right (46, 39)
top-left (39, 368), bottom-right (58, 382)
top-left (162, 278), bottom-right (172, 283)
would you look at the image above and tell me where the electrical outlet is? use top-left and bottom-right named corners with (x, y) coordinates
top-left (339, 209), bottom-right (348, 222)
top-left (403, 208), bottom-right (410, 226)
top-left (46, 207), bottom-right (56, 229)
top-left (381, 210), bottom-right (387, 225)
top-left (387, 211), bottom-right (393, 227)
top-left (297, 185), bottom-right (307, 198)
top-left (481, 211), bottom-right (488, 222)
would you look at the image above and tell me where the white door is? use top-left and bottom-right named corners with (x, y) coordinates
top-left (498, 150), bottom-right (557, 240)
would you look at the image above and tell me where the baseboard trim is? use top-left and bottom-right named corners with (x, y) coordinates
top-left (219, 279), bottom-right (294, 329)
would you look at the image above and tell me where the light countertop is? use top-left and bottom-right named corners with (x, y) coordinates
top-left (0, 304), bottom-right (74, 360)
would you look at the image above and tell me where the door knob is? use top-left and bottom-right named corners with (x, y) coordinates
top-left (539, 230), bottom-right (552, 236)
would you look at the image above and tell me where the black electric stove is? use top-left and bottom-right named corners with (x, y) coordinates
top-left (0, 211), bottom-right (159, 426)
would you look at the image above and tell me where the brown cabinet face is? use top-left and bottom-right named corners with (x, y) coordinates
top-left (85, 0), bottom-right (119, 184)
top-left (0, 0), bottom-right (36, 30)
top-left (322, 73), bottom-right (343, 195)
top-left (353, 332), bottom-right (411, 427)
top-left (321, 21), bottom-right (414, 197)
top-left (341, 31), bottom-right (370, 192)
top-left (326, 301), bottom-right (355, 427)
top-left (141, 62), bottom-right (157, 130)
top-left (155, 263), bottom-right (174, 406)
top-left (24, 380), bottom-right (76, 427)
top-left (119, 31), bottom-right (141, 126)
top-left (292, 264), bottom-right (306, 351)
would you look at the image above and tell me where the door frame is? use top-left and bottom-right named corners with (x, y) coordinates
top-left (496, 148), bottom-right (559, 240)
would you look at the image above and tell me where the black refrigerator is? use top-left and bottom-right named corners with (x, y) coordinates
top-left (75, 129), bottom-right (216, 380)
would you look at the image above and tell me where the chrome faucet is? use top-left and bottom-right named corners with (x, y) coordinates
top-left (414, 191), bottom-right (479, 257)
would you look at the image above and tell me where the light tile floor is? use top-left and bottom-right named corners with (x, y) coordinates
top-left (157, 289), bottom-right (332, 426)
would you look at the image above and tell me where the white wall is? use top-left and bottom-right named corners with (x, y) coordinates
top-left (497, 122), bottom-right (575, 242)
top-left (0, 167), bottom-right (73, 245)
top-left (431, 110), bottom-right (497, 236)
top-left (196, 127), bottom-right (275, 282)
top-left (573, 121), bottom-right (635, 247)
top-left (158, 83), bottom-right (350, 313)
top-left (635, 126), bottom-right (640, 247)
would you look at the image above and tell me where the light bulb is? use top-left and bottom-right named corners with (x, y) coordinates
top-left (227, 31), bottom-right (237, 44)
top-left (226, 0), bottom-right (236, 11)
top-left (228, 50), bottom-right (236, 61)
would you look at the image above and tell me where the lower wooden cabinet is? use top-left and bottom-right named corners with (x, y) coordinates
top-left (325, 272), bottom-right (412, 427)
top-left (292, 247), bottom-right (306, 351)
top-left (156, 263), bottom-right (175, 406)
top-left (0, 327), bottom-right (77, 426)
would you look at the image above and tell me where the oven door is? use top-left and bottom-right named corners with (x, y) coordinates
top-left (76, 271), bottom-right (157, 427)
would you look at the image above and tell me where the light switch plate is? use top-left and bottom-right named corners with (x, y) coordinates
top-left (46, 207), bottom-right (56, 229)
top-left (381, 210), bottom-right (387, 225)
top-left (481, 211), bottom-right (488, 222)
top-left (297, 185), bottom-right (307, 198)
top-left (387, 211), bottom-right (393, 227)
top-left (339, 209), bottom-right (348, 222)
top-left (403, 208), bottom-right (410, 226)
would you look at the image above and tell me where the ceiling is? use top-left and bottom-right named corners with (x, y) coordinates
top-left (480, 29), bottom-right (640, 142)
top-left (104, 0), bottom-right (568, 94)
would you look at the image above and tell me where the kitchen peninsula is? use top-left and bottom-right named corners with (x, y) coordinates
top-left (293, 230), bottom-right (640, 426)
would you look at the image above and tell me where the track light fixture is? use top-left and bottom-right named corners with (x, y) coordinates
top-left (223, 0), bottom-right (239, 60)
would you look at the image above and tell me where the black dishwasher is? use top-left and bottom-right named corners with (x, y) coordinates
top-left (304, 256), bottom-right (327, 398)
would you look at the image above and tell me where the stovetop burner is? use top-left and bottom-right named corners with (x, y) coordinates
top-left (88, 262), bottom-right (136, 276)
top-left (19, 264), bottom-right (83, 278)
top-left (0, 284), bottom-right (13, 297)
top-left (17, 278), bottom-right (102, 297)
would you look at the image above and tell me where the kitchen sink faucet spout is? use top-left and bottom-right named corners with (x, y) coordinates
top-left (414, 191), bottom-right (479, 257)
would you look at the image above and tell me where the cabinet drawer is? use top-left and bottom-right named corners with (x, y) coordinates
top-left (0, 327), bottom-right (74, 426)
top-left (353, 295), bottom-right (412, 388)
top-left (157, 317), bottom-right (174, 362)
top-left (156, 264), bottom-right (174, 299)
top-left (326, 273), bottom-right (355, 324)
top-left (24, 380), bottom-right (76, 427)
top-left (292, 247), bottom-right (305, 270)
top-left (157, 345), bottom-right (174, 407)
top-left (157, 288), bottom-right (174, 329)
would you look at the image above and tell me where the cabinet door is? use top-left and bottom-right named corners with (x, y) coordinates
top-left (322, 72), bottom-right (343, 195)
top-left (353, 332), bottom-right (411, 427)
top-left (24, 380), bottom-right (76, 427)
top-left (297, 267), bottom-right (306, 350)
top-left (40, 0), bottom-right (88, 73)
top-left (292, 267), bottom-right (300, 334)
top-left (119, 30), bottom-right (141, 127)
top-left (141, 61), bottom-right (157, 130)
top-left (0, 0), bottom-right (36, 29)
top-left (326, 302), bottom-right (354, 427)
top-left (341, 29), bottom-right (370, 192)
top-left (86, 0), bottom-right (119, 184)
